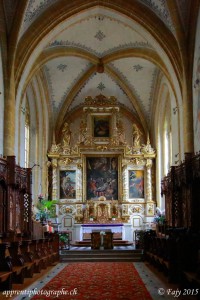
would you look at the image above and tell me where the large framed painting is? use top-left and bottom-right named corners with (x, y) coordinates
top-left (60, 170), bottom-right (76, 199)
top-left (86, 156), bottom-right (118, 200)
top-left (93, 116), bottom-right (110, 138)
top-left (129, 170), bottom-right (144, 199)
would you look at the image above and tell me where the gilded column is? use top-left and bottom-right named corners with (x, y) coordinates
top-left (145, 158), bottom-right (155, 217)
top-left (52, 158), bottom-right (58, 200)
top-left (146, 159), bottom-right (152, 202)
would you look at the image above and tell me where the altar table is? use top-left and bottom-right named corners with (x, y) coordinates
top-left (81, 224), bottom-right (123, 240)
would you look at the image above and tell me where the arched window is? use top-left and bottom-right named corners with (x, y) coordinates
top-left (163, 119), bottom-right (172, 176)
top-left (24, 102), bottom-right (30, 168)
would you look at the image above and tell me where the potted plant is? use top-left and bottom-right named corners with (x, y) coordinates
top-left (36, 199), bottom-right (58, 223)
top-left (59, 233), bottom-right (70, 250)
top-left (153, 213), bottom-right (166, 235)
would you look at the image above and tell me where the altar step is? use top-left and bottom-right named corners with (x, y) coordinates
top-left (60, 249), bottom-right (143, 262)
top-left (70, 239), bottom-right (133, 247)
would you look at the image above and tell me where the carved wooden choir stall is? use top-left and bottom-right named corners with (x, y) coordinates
top-left (144, 152), bottom-right (200, 289)
top-left (0, 156), bottom-right (59, 291)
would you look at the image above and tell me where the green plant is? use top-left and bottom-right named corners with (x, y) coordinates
top-left (59, 233), bottom-right (69, 243)
top-left (153, 214), bottom-right (166, 225)
top-left (36, 199), bottom-right (58, 221)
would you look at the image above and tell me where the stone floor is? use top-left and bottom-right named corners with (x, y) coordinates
top-left (0, 249), bottom-right (198, 300)
top-left (61, 244), bottom-right (136, 251)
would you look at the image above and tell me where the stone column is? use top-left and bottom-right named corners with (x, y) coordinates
top-left (183, 87), bottom-right (194, 153)
top-left (4, 68), bottom-right (15, 156)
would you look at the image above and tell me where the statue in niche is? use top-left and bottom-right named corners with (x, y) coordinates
top-left (62, 122), bottom-right (71, 147)
top-left (116, 119), bottom-right (126, 144)
top-left (79, 119), bottom-right (88, 144)
top-left (132, 123), bottom-right (142, 147)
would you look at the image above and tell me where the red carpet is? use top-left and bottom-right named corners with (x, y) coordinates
top-left (32, 262), bottom-right (153, 300)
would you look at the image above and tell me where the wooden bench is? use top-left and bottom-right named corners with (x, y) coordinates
top-left (0, 243), bottom-right (13, 290)
top-left (144, 235), bottom-right (179, 283)
top-left (183, 271), bottom-right (200, 287)
top-left (0, 272), bottom-right (12, 291)
top-left (21, 240), bottom-right (35, 278)
top-left (30, 240), bottom-right (45, 272)
top-left (9, 241), bottom-right (29, 284)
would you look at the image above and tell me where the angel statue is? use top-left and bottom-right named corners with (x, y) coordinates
top-left (62, 122), bottom-right (71, 147)
top-left (132, 123), bottom-right (142, 147)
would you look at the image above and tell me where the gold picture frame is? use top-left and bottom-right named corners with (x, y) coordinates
top-left (84, 155), bottom-right (120, 201)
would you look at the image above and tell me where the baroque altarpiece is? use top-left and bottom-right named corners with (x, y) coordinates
top-left (47, 95), bottom-right (156, 236)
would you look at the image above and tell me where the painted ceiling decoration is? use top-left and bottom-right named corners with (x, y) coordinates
top-left (20, 0), bottom-right (175, 38)
top-left (3, 0), bottom-right (192, 135)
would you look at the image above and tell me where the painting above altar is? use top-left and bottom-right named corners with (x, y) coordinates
top-left (86, 156), bottom-right (118, 200)
top-left (129, 170), bottom-right (144, 199)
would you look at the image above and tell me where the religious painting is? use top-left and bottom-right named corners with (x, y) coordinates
top-left (60, 170), bottom-right (76, 199)
top-left (129, 170), bottom-right (144, 199)
top-left (93, 116), bottom-right (110, 138)
top-left (86, 156), bottom-right (118, 200)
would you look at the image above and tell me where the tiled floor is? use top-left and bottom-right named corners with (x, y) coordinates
top-left (0, 262), bottom-right (187, 300)
top-left (0, 249), bottom-right (197, 300)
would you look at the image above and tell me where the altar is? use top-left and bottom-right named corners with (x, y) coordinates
top-left (91, 230), bottom-right (113, 249)
top-left (81, 224), bottom-right (124, 240)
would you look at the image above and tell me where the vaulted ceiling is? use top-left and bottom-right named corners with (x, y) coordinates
top-left (2, 0), bottom-right (196, 135)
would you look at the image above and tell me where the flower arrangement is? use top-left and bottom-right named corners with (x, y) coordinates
top-left (153, 214), bottom-right (166, 225)
top-left (89, 215), bottom-right (94, 219)
top-left (153, 212), bottom-right (166, 225)
top-left (100, 231), bottom-right (106, 235)
top-left (153, 207), bottom-right (166, 225)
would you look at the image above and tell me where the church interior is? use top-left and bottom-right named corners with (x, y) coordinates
top-left (0, 0), bottom-right (200, 298)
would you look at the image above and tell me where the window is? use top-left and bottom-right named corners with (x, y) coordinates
top-left (163, 114), bottom-right (172, 176)
top-left (24, 102), bottom-right (30, 168)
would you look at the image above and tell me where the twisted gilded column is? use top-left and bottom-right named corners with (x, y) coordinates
top-left (145, 158), bottom-right (155, 217)
top-left (146, 159), bottom-right (153, 202)
top-left (52, 158), bottom-right (58, 200)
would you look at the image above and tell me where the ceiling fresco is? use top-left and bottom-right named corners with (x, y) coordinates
top-left (43, 56), bottom-right (93, 114)
top-left (19, 0), bottom-right (175, 38)
top-left (46, 14), bottom-right (151, 57)
top-left (2, 0), bottom-right (192, 132)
